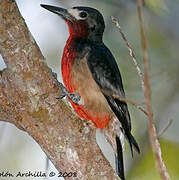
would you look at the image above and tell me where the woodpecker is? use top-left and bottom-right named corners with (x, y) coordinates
top-left (41, 4), bottom-right (140, 180)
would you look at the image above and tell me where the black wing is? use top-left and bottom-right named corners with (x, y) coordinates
top-left (87, 44), bottom-right (130, 130)
top-left (86, 44), bottom-right (140, 155)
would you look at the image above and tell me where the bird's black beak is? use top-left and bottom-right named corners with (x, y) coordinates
top-left (40, 4), bottom-right (74, 21)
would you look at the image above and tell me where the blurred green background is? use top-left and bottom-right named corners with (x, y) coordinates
top-left (0, 0), bottom-right (179, 179)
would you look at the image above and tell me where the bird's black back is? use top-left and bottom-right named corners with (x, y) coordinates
top-left (86, 43), bottom-right (131, 130)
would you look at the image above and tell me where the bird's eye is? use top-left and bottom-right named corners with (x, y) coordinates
top-left (79, 11), bottom-right (88, 18)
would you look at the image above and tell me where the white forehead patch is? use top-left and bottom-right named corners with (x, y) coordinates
top-left (68, 9), bottom-right (79, 18)
top-left (68, 8), bottom-right (85, 20)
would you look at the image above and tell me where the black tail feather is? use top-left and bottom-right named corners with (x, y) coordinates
top-left (126, 132), bottom-right (140, 158)
top-left (116, 135), bottom-right (125, 180)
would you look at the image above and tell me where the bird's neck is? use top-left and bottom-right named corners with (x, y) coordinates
top-left (67, 21), bottom-right (88, 38)
top-left (66, 21), bottom-right (103, 44)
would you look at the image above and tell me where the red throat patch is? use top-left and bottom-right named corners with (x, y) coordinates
top-left (66, 20), bottom-right (89, 38)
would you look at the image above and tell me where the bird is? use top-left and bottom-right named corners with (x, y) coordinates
top-left (41, 4), bottom-right (140, 180)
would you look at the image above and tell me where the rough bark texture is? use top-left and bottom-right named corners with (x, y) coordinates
top-left (0, 1), bottom-right (119, 179)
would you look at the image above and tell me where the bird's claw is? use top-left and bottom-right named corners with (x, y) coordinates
top-left (58, 84), bottom-right (81, 105)
top-left (56, 94), bottom-right (66, 100)
top-left (69, 93), bottom-right (81, 104)
top-left (52, 71), bottom-right (58, 79)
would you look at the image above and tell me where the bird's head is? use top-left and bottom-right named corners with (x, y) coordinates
top-left (41, 4), bottom-right (105, 43)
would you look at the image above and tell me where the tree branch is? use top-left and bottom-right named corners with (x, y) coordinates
top-left (0, 1), bottom-right (119, 179)
top-left (137, 0), bottom-right (170, 179)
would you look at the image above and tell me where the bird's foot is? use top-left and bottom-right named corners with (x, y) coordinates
top-left (52, 71), bottom-right (58, 79)
top-left (52, 72), bottom-right (81, 104)
top-left (68, 92), bottom-right (81, 104)
top-left (57, 83), bottom-right (81, 105)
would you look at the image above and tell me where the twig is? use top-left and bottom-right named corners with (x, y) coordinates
top-left (114, 95), bottom-right (147, 116)
top-left (111, 16), bottom-right (145, 92)
top-left (137, 0), bottom-right (170, 179)
top-left (158, 119), bottom-right (173, 138)
top-left (101, 89), bottom-right (148, 116)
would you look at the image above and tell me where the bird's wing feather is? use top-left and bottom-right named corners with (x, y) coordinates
top-left (86, 43), bottom-right (140, 155)
top-left (86, 44), bottom-right (131, 131)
